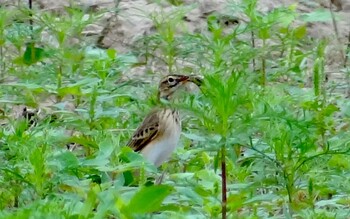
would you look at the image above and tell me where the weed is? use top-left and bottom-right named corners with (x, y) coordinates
top-left (0, 1), bottom-right (349, 218)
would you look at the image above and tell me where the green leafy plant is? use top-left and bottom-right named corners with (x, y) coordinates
top-left (0, 0), bottom-right (350, 218)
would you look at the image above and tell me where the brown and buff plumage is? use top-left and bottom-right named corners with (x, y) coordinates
top-left (127, 75), bottom-right (202, 167)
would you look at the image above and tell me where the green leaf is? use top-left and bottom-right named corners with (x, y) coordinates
top-left (126, 185), bottom-right (173, 214)
top-left (213, 150), bottom-right (220, 172)
top-left (54, 151), bottom-right (79, 170)
top-left (97, 139), bottom-right (115, 159)
top-left (300, 9), bottom-right (333, 22)
top-left (182, 132), bottom-right (206, 141)
top-left (258, 28), bottom-right (270, 39)
top-left (66, 135), bottom-right (99, 149)
top-left (81, 154), bottom-right (110, 168)
top-left (328, 154), bottom-right (350, 169)
top-left (321, 104), bottom-right (339, 117)
top-left (244, 194), bottom-right (279, 204)
top-left (57, 31), bottom-right (66, 44)
top-left (85, 46), bottom-right (108, 59)
top-left (293, 25), bottom-right (306, 39)
top-left (106, 48), bottom-right (117, 59)
top-left (58, 86), bottom-right (82, 97)
top-left (87, 174), bottom-right (102, 184)
top-left (119, 147), bottom-right (152, 169)
top-left (23, 43), bottom-right (45, 65)
top-left (176, 186), bottom-right (203, 205)
top-left (2, 82), bottom-right (44, 91)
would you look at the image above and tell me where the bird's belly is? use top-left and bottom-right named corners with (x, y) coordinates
top-left (141, 127), bottom-right (181, 167)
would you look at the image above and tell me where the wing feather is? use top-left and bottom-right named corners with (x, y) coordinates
top-left (127, 109), bottom-right (161, 152)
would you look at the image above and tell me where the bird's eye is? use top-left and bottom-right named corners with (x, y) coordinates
top-left (167, 77), bottom-right (175, 83)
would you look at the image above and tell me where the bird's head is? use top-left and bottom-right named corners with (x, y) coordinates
top-left (158, 74), bottom-right (203, 100)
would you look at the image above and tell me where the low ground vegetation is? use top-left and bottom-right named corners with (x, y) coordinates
top-left (0, 0), bottom-right (350, 218)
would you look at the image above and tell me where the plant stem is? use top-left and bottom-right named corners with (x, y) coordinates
top-left (345, 31), bottom-right (350, 96)
top-left (261, 39), bottom-right (266, 86)
top-left (57, 65), bottom-right (62, 102)
top-left (89, 85), bottom-right (98, 130)
top-left (0, 45), bottom-right (3, 81)
top-left (251, 31), bottom-right (256, 71)
top-left (282, 168), bottom-right (294, 217)
top-left (329, 0), bottom-right (345, 65)
top-left (28, 0), bottom-right (33, 40)
top-left (345, 30), bottom-right (350, 68)
top-left (261, 57), bottom-right (266, 86)
top-left (313, 59), bottom-right (320, 96)
top-left (221, 145), bottom-right (227, 219)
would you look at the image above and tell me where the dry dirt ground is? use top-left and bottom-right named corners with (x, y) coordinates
top-left (1, 0), bottom-right (350, 85)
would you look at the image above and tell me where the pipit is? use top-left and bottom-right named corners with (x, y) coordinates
top-left (127, 74), bottom-right (202, 167)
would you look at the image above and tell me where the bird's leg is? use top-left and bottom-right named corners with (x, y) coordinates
top-left (155, 169), bottom-right (167, 185)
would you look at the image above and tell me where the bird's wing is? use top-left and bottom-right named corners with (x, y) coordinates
top-left (127, 109), bottom-right (161, 152)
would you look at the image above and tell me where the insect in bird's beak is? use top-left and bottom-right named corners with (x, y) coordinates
top-left (188, 75), bottom-right (203, 87)
top-left (177, 75), bottom-right (190, 83)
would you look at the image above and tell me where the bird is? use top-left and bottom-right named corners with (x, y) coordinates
top-left (127, 74), bottom-right (202, 167)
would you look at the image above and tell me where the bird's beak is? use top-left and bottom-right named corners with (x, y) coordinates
top-left (176, 74), bottom-right (203, 87)
top-left (188, 75), bottom-right (203, 87)
top-left (178, 75), bottom-right (190, 82)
